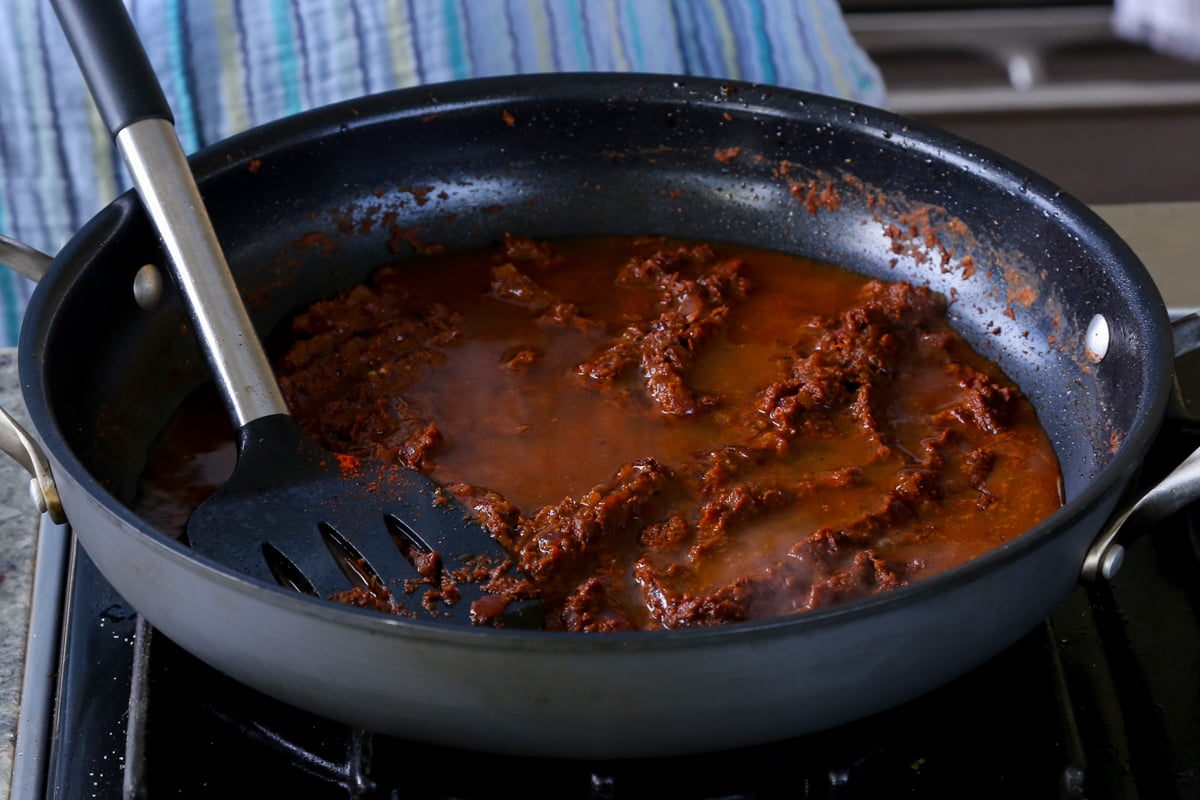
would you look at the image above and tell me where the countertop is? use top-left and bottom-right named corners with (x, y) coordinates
top-left (0, 350), bottom-right (37, 800)
top-left (0, 201), bottom-right (1194, 798)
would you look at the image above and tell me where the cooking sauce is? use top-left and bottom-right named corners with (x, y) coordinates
top-left (136, 235), bottom-right (1063, 631)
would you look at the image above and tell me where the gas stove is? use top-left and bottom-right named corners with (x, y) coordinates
top-left (9, 426), bottom-right (1199, 799)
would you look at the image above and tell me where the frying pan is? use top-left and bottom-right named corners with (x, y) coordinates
top-left (4, 73), bottom-right (1199, 758)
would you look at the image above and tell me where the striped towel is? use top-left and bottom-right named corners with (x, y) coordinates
top-left (0, 0), bottom-right (885, 347)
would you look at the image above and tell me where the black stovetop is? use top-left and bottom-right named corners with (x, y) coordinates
top-left (24, 434), bottom-right (1200, 800)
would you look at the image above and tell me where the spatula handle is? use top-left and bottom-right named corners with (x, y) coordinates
top-left (51, 0), bottom-right (289, 429)
top-left (49, 0), bottom-right (172, 136)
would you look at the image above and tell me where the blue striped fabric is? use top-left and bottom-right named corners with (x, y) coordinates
top-left (0, 0), bottom-right (885, 347)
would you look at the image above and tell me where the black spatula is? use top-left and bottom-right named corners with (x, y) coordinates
top-left (53, 0), bottom-right (540, 627)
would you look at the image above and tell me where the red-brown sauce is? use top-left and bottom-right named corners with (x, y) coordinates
top-left (136, 235), bottom-right (1063, 631)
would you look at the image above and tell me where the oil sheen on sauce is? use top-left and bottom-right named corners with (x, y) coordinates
top-left (135, 235), bottom-right (1064, 632)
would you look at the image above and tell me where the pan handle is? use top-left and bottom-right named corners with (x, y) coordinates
top-left (0, 236), bottom-right (60, 521)
top-left (1081, 311), bottom-right (1200, 582)
top-left (0, 236), bottom-right (53, 283)
top-left (0, 407), bottom-right (65, 524)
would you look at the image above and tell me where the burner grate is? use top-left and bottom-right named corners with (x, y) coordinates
top-left (119, 614), bottom-right (1083, 799)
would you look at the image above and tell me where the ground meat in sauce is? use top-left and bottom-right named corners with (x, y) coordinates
top-left (136, 234), bottom-right (1064, 631)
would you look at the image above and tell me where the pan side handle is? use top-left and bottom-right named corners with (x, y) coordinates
top-left (1082, 312), bottom-right (1200, 582)
top-left (0, 235), bottom-right (52, 283)
top-left (0, 236), bottom-right (65, 523)
top-left (0, 407), bottom-right (65, 524)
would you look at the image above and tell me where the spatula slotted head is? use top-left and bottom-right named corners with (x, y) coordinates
top-left (185, 414), bottom-right (542, 628)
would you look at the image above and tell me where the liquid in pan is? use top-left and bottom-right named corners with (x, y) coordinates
top-left (136, 235), bottom-right (1064, 631)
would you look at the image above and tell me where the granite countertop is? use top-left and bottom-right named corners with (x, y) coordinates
top-left (0, 202), bottom-right (1194, 798)
top-left (0, 350), bottom-right (40, 800)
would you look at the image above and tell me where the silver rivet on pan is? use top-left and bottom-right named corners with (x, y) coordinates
top-left (1085, 314), bottom-right (1110, 363)
top-left (133, 263), bottom-right (164, 310)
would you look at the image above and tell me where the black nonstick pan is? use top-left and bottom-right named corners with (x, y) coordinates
top-left (3, 69), bottom-right (1198, 758)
